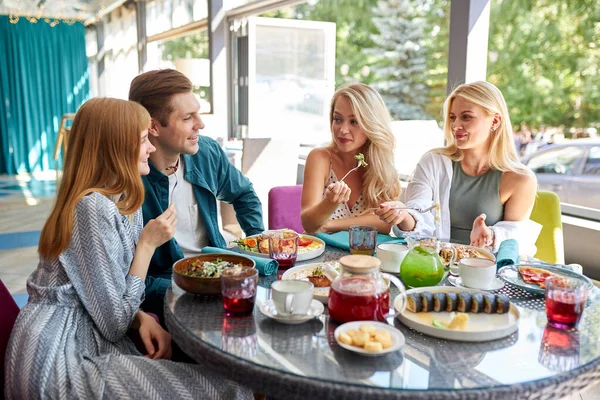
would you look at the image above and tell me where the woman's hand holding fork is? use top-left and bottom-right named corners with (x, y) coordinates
top-left (375, 201), bottom-right (409, 226)
top-left (324, 181), bottom-right (351, 205)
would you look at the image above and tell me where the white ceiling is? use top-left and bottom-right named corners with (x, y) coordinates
top-left (0, 0), bottom-right (126, 24)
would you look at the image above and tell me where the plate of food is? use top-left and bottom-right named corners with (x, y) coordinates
top-left (438, 243), bottom-right (496, 265)
top-left (394, 286), bottom-right (519, 342)
top-left (497, 264), bottom-right (594, 295)
top-left (281, 262), bottom-right (341, 304)
top-left (334, 321), bottom-right (405, 357)
top-left (233, 229), bottom-right (326, 261)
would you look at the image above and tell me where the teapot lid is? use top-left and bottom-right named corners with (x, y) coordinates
top-left (339, 255), bottom-right (381, 274)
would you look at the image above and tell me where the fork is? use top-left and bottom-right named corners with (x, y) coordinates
top-left (339, 158), bottom-right (367, 182)
top-left (369, 203), bottom-right (438, 213)
top-left (166, 164), bottom-right (179, 203)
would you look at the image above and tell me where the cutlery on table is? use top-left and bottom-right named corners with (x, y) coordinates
top-left (369, 203), bottom-right (439, 213)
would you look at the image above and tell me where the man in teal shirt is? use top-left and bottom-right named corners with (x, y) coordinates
top-left (129, 69), bottom-right (264, 320)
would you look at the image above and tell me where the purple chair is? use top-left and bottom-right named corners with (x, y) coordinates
top-left (268, 185), bottom-right (304, 233)
top-left (1, 280), bottom-right (20, 396)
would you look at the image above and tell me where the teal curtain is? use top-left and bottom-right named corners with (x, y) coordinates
top-left (0, 17), bottom-right (89, 174)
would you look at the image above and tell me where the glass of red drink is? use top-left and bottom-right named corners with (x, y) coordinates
top-left (220, 266), bottom-right (258, 316)
top-left (545, 275), bottom-right (589, 330)
top-left (268, 231), bottom-right (299, 269)
top-left (349, 225), bottom-right (378, 256)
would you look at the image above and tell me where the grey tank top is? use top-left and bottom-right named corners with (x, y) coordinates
top-left (450, 161), bottom-right (504, 244)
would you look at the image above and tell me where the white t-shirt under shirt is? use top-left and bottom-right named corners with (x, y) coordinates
top-left (168, 157), bottom-right (209, 257)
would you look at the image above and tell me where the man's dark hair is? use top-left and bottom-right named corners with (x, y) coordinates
top-left (129, 69), bottom-right (193, 126)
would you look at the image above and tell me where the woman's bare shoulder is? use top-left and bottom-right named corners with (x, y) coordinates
top-left (306, 147), bottom-right (332, 165)
top-left (503, 169), bottom-right (537, 193)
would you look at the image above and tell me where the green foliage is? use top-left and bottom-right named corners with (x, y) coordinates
top-left (292, 0), bottom-right (448, 121)
top-left (159, 31), bottom-right (210, 103)
top-left (421, 0), bottom-right (449, 121)
top-left (160, 31), bottom-right (209, 61)
top-left (488, 0), bottom-right (600, 128)
top-left (293, 0), bottom-right (380, 85)
top-left (365, 0), bottom-right (431, 120)
top-left (158, 0), bottom-right (599, 128)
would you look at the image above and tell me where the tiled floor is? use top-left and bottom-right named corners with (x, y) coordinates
top-left (0, 173), bottom-right (598, 398)
top-left (0, 173), bottom-right (55, 294)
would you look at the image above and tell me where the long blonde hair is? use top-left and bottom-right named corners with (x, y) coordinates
top-left (329, 83), bottom-right (402, 209)
top-left (434, 81), bottom-right (530, 175)
top-left (39, 98), bottom-right (150, 259)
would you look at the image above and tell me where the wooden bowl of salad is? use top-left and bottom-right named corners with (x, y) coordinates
top-left (173, 254), bottom-right (256, 295)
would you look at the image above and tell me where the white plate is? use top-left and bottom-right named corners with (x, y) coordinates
top-left (258, 299), bottom-right (324, 324)
top-left (233, 232), bottom-right (326, 262)
top-left (448, 275), bottom-right (505, 291)
top-left (281, 263), bottom-right (339, 304)
top-left (334, 321), bottom-right (405, 357)
top-left (394, 286), bottom-right (519, 342)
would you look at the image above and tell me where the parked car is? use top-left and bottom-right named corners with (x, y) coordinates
top-left (521, 140), bottom-right (600, 209)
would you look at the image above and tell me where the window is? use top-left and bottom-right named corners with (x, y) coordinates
top-left (146, 0), bottom-right (207, 37)
top-left (146, 31), bottom-right (211, 113)
top-left (584, 146), bottom-right (600, 175)
top-left (526, 146), bottom-right (584, 174)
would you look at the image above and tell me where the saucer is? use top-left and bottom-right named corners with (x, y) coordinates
top-left (334, 321), bottom-right (405, 356)
top-left (258, 299), bottom-right (324, 324)
top-left (448, 275), bottom-right (504, 291)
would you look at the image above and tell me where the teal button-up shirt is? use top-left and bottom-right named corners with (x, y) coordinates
top-left (141, 136), bottom-right (264, 317)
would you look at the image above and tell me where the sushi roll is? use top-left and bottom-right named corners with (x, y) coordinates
top-left (433, 292), bottom-right (447, 312)
top-left (496, 294), bottom-right (510, 314)
top-left (457, 292), bottom-right (473, 313)
top-left (420, 292), bottom-right (435, 312)
top-left (471, 293), bottom-right (485, 313)
top-left (446, 292), bottom-right (459, 312)
top-left (483, 293), bottom-right (497, 314)
top-left (407, 293), bottom-right (422, 313)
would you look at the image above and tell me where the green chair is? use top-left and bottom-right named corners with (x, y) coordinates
top-left (529, 191), bottom-right (565, 264)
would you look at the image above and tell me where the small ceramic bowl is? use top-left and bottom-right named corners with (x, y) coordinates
top-left (172, 253), bottom-right (256, 295)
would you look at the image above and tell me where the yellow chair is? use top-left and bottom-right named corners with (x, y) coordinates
top-left (529, 191), bottom-right (565, 264)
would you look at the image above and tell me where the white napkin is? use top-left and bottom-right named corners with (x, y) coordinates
top-left (491, 219), bottom-right (543, 256)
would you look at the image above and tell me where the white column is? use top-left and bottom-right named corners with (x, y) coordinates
top-left (205, 0), bottom-right (229, 137)
top-left (447, 0), bottom-right (491, 94)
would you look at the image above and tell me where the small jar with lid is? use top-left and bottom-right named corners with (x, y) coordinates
top-left (328, 255), bottom-right (406, 323)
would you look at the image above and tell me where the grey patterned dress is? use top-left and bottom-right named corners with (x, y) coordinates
top-left (4, 192), bottom-right (252, 400)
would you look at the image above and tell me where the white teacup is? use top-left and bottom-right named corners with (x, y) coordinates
top-left (271, 280), bottom-right (314, 316)
top-left (459, 258), bottom-right (497, 290)
top-left (376, 243), bottom-right (409, 273)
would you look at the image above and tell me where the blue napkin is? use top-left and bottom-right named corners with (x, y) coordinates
top-left (316, 231), bottom-right (405, 251)
top-left (496, 239), bottom-right (520, 269)
top-left (201, 246), bottom-right (278, 276)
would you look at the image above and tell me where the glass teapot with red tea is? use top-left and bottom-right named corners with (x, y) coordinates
top-left (327, 255), bottom-right (407, 323)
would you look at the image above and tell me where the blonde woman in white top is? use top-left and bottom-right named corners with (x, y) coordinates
top-left (376, 81), bottom-right (540, 254)
top-left (301, 83), bottom-right (402, 234)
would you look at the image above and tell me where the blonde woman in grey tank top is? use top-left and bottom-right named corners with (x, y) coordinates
top-left (376, 81), bottom-right (537, 252)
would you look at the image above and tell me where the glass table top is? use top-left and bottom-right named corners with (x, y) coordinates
top-left (165, 248), bottom-right (600, 394)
